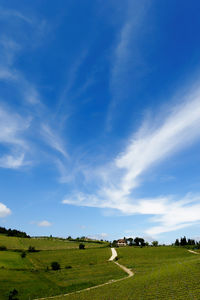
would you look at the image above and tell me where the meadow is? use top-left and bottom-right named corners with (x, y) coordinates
top-left (0, 236), bottom-right (124, 299)
top-left (58, 246), bottom-right (200, 300)
top-left (1, 236), bottom-right (200, 300)
top-left (0, 235), bottom-right (106, 250)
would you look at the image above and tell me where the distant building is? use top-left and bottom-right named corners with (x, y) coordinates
top-left (117, 239), bottom-right (127, 246)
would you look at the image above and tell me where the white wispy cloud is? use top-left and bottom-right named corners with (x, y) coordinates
top-left (63, 85), bottom-right (200, 235)
top-left (146, 194), bottom-right (200, 235)
top-left (0, 8), bottom-right (45, 106)
top-left (37, 220), bottom-right (52, 227)
top-left (0, 105), bottom-right (30, 147)
top-left (106, 1), bottom-right (149, 129)
top-left (0, 154), bottom-right (26, 169)
top-left (41, 124), bottom-right (68, 159)
top-left (0, 105), bottom-right (31, 169)
top-left (0, 8), bottom-right (68, 173)
top-left (0, 202), bottom-right (11, 218)
top-left (57, 49), bottom-right (89, 114)
top-left (0, 7), bottom-right (33, 24)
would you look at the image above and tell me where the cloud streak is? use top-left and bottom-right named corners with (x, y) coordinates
top-left (41, 124), bottom-right (68, 159)
top-left (0, 105), bottom-right (31, 169)
top-left (106, 1), bottom-right (149, 130)
top-left (63, 85), bottom-right (200, 235)
top-left (0, 8), bottom-right (68, 173)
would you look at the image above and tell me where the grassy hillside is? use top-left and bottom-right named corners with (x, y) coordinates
top-left (0, 235), bottom-right (108, 250)
top-left (2, 241), bottom-right (200, 300)
top-left (59, 247), bottom-right (200, 300)
top-left (0, 238), bottom-right (124, 299)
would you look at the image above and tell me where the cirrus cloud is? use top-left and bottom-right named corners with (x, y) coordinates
top-left (63, 85), bottom-right (200, 235)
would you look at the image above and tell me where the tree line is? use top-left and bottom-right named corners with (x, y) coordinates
top-left (0, 226), bottom-right (30, 238)
top-left (112, 237), bottom-right (159, 247)
top-left (174, 236), bottom-right (200, 247)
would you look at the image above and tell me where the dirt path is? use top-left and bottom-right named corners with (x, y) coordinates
top-left (188, 250), bottom-right (200, 254)
top-left (114, 261), bottom-right (133, 277)
top-left (109, 247), bottom-right (118, 261)
top-left (34, 248), bottom-right (134, 300)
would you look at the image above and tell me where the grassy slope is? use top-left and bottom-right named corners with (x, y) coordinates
top-left (61, 246), bottom-right (200, 300)
top-left (0, 247), bottom-right (124, 299)
top-left (0, 235), bottom-right (107, 250)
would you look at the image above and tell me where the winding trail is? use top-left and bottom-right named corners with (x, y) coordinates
top-left (188, 250), bottom-right (200, 255)
top-left (109, 247), bottom-right (118, 261)
top-left (34, 248), bottom-right (134, 300)
top-left (109, 247), bottom-right (133, 277)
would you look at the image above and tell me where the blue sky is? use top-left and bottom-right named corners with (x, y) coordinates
top-left (1, 0), bottom-right (200, 243)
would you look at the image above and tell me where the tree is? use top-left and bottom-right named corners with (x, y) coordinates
top-left (51, 261), bottom-right (60, 270)
top-left (127, 238), bottom-right (133, 246)
top-left (9, 289), bottom-right (19, 300)
top-left (152, 241), bottom-right (158, 247)
top-left (175, 239), bottom-right (179, 246)
top-left (134, 237), bottom-right (140, 246)
top-left (111, 240), bottom-right (118, 247)
top-left (0, 245), bottom-right (7, 251)
top-left (188, 239), bottom-right (195, 245)
top-left (79, 243), bottom-right (85, 249)
top-left (134, 237), bottom-right (145, 246)
top-left (21, 251), bottom-right (26, 258)
top-left (180, 236), bottom-right (187, 246)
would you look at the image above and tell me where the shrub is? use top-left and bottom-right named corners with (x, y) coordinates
top-left (65, 265), bottom-right (72, 269)
top-left (21, 251), bottom-right (26, 258)
top-left (8, 288), bottom-right (19, 300)
top-left (51, 261), bottom-right (60, 270)
top-left (28, 246), bottom-right (36, 252)
top-left (0, 245), bottom-right (7, 251)
top-left (79, 243), bottom-right (85, 249)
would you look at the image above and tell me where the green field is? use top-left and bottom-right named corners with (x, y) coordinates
top-left (0, 237), bottom-right (124, 299)
top-left (1, 237), bottom-right (200, 300)
top-left (0, 235), bottom-right (107, 250)
top-left (58, 247), bottom-right (200, 300)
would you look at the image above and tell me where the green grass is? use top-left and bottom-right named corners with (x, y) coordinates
top-left (0, 251), bottom-right (32, 269)
top-left (2, 242), bottom-right (200, 300)
top-left (59, 247), bottom-right (200, 300)
top-left (0, 235), bottom-right (108, 250)
top-left (0, 247), bottom-right (124, 299)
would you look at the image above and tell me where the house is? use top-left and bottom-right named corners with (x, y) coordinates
top-left (117, 239), bottom-right (127, 247)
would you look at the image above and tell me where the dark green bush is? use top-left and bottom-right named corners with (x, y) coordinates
top-left (0, 245), bottom-right (7, 251)
top-left (65, 265), bottom-right (72, 269)
top-left (28, 246), bottom-right (36, 252)
top-left (51, 261), bottom-right (60, 270)
top-left (8, 288), bottom-right (19, 300)
top-left (79, 243), bottom-right (85, 249)
top-left (21, 251), bottom-right (26, 258)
